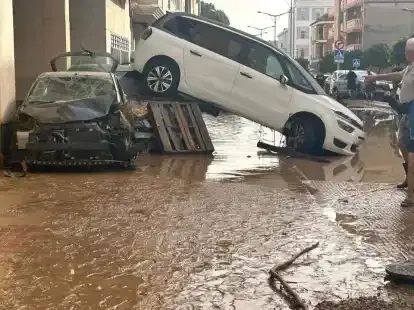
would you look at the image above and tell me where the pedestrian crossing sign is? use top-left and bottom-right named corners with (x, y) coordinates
top-left (334, 48), bottom-right (344, 64)
top-left (353, 58), bottom-right (360, 68)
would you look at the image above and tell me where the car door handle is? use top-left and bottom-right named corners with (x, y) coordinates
top-left (190, 50), bottom-right (202, 57)
top-left (240, 72), bottom-right (252, 79)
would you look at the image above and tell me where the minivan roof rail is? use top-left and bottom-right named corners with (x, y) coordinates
top-left (156, 12), bottom-right (290, 59)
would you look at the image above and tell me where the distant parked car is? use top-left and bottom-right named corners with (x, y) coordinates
top-left (330, 70), bottom-right (393, 100)
top-left (131, 12), bottom-right (365, 155)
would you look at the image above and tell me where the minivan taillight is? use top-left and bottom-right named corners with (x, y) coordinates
top-left (141, 27), bottom-right (152, 40)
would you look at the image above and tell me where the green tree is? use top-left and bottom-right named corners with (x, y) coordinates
top-left (363, 43), bottom-right (390, 72)
top-left (319, 51), bottom-right (336, 73)
top-left (343, 50), bottom-right (365, 70)
top-left (295, 58), bottom-right (309, 70)
top-left (200, 1), bottom-right (230, 25)
top-left (391, 38), bottom-right (408, 66)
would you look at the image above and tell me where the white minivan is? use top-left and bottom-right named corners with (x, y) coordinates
top-left (131, 12), bottom-right (365, 155)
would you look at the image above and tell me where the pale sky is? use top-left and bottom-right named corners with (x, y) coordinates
top-left (207, 0), bottom-right (291, 41)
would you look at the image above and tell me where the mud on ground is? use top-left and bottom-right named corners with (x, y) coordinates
top-left (315, 296), bottom-right (413, 310)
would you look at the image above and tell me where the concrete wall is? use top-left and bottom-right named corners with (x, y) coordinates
top-left (70, 0), bottom-right (106, 52)
top-left (13, 0), bottom-right (70, 100)
top-left (0, 0), bottom-right (16, 124)
top-left (363, 5), bottom-right (414, 49)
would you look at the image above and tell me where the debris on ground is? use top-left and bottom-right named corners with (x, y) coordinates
top-left (268, 242), bottom-right (320, 310)
top-left (314, 296), bottom-right (413, 310)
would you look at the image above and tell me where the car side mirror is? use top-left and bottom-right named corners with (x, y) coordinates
top-left (280, 75), bottom-right (289, 85)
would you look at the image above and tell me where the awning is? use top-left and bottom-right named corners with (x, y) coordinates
top-left (130, 3), bottom-right (164, 24)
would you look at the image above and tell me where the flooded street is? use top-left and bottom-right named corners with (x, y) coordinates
top-left (2, 104), bottom-right (414, 309)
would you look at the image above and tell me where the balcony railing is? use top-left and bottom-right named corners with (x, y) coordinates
top-left (345, 0), bottom-right (362, 10)
top-left (345, 18), bottom-right (362, 33)
top-left (345, 44), bottom-right (362, 51)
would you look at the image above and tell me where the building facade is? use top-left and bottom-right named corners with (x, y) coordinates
top-left (277, 28), bottom-right (289, 54)
top-left (338, 0), bottom-right (414, 51)
top-left (310, 10), bottom-right (334, 69)
top-left (290, 0), bottom-right (334, 59)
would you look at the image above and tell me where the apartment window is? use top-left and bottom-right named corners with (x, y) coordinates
top-left (297, 27), bottom-right (309, 39)
top-left (312, 8), bottom-right (325, 21)
top-left (297, 8), bottom-right (309, 21)
top-left (111, 34), bottom-right (130, 64)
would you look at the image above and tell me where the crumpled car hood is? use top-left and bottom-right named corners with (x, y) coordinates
top-left (19, 95), bottom-right (115, 124)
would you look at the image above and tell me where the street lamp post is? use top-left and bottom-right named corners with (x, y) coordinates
top-left (247, 25), bottom-right (274, 39)
top-left (257, 10), bottom-right (290, 46)
top-left (402, 8), bottom-right (414, 35)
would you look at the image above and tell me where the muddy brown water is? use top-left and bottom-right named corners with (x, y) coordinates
top-left (2, 106), bottom-right (414, 309)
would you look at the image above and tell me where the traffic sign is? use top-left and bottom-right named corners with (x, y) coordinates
top-left (353, 58), bottom-right (360, 68)
top-left (335, 40), bottom-right (344, 49)
top-left (334, 48), bottom-right (344, 64)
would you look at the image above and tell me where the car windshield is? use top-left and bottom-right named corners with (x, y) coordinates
top-left (27, 75), bottom-right (116, 103)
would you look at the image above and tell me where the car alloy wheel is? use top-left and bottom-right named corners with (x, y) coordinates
top-left (289, 122), bottom-right (306, 150)
top-left (146, 66), bottom-right (173, 93)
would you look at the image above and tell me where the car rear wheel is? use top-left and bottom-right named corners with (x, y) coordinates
top-left (286, 116), bottom-right (324, 155)
top-left (142, 58), bottom-right (179, 97)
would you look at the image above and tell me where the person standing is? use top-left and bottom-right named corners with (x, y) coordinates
top-left (365, 69), bottom-right (375, 101)
top-left (365, 38), bottom-right (414, 207)
top-left (346, 70), bottom-right (358, 99)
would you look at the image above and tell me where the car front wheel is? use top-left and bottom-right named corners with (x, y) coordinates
top-left (286, 117), bottom-right (324, 155)
top-left (142, 59), bottom-right (179, 97)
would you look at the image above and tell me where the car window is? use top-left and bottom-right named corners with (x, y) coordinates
top-left (284, 61), bottom-right (313, 92)
top-left (163, 16), bottom-right (195, 41)
top-left (244, 43), bottom-right (285, 80)
top-left (163, 17), bottom-right (243, 63)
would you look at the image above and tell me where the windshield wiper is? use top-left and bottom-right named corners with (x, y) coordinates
top-left (28, 100), bottom-right (55, 104)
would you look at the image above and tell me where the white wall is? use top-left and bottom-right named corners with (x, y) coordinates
top-left (0, 0), bottom-right (15, 124)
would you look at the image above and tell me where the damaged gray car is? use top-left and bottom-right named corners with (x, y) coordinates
top-left (14, 51), bottom-right (150, 168)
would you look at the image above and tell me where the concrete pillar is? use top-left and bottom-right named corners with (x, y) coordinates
top-left (70, 0), bottom-right (106, 53)
top-left (13, 0), bottom-right (71, 101)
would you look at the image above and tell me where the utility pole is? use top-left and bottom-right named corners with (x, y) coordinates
top-left (248, 25), bottom-right (274, 39)
top-left (257, 10), bottom-right (290, 46)
top-left (336, 0), bottom-right (341, 70)
top-left (290, 0), bottom-right (294, 57)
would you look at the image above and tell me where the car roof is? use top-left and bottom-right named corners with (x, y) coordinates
top-left (157, 12), bottom-right (288, 57)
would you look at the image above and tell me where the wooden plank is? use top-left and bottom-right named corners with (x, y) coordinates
top-left (190, 103), bottom-right (214, 151)
top-left (149, 103), bottom-right (173, 152)
top-left (184, 104), bottom-right (206, 150)
top-left (160, 105), bottom-right (182, 151)
top-left (174, 104), bottom-right (197, 151)
top-left (256, 142), bottom-right (331, 163)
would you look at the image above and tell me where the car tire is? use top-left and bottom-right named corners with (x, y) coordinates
top-left (332, 88), bottom-right (340, 101)
top-left (286, 116), bottom-right (324, 156)
top-left (141, 58), bottom-right (179, 97)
